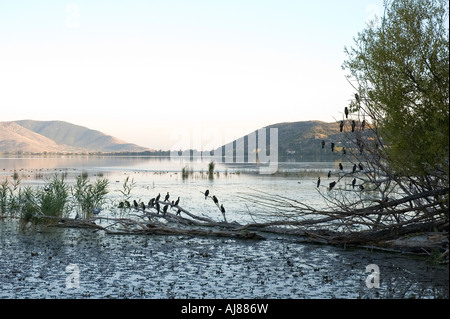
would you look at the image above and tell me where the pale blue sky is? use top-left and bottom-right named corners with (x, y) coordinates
top-left (0, 0), bottom-right (384, 150)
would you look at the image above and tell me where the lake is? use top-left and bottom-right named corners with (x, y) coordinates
top-left (0, 155), bottom-right (448, 299)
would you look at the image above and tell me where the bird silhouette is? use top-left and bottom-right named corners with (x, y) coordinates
top-left (118, 202), bottom-right (124, 209)
top-left (155, 193), bottom-right (161, 202)
top-left (351, 120), bottom-right (356, 132)
top-left (317, 177), bottom-right (321, 188)
top-left (339, 121), bottom-right (344, 132)
top-left (342, 147), bottom-right (346, 155)
top-left (328, 170), bottom-right (331, 178)
top-left (329, 181), bottom-right (337, 191)
top-left (344, 107), bottom-right (349, 119)
top-left (212, 195), bottom-right (219, 206)
top-left (352, 164), bottom-right (357, 174)
top-left (164, 192), bottom-right (170, 202)
top-left (175, 197), bottom-right (180, 206)
top-left (75, 212), bottom-right (79, 220)
top-left (359, 185), bottom-right (365, 191)
top-left (148, 198), bottom-right (155, 208)
top-left (339, 163), bottom-right (343, 171)
top-left (133, 200), bottom-right (139, 210)
top-left (205, 189), bottom-right (210, 199)
top-left (176, 208), bottom-right (181, 216)
top-left (155, 202), bottom-right (160, 214)
top-left (124, 200), bottom-right (131, 208)
top-left (321, 140), bottom-right (325, 149)
top-left (355, 93), bottom-right (360, 103)
top-left (358, 163), bottom-right (364, 171)
top-left (361, 119), bottom-right (366, 129)
top-left (220, 204), bottom-right (226, 219)
top-left (140, 202), bottom-right (146, 211)
top-left (352, 178), bottom-right (356, 189)
top-left (162, 204), bottom-right (169, 215)
top-left (331, 142), bottom-right (335, 153)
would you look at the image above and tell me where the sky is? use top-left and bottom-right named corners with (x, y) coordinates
top-left (0, 0), bottom-right (385, 150)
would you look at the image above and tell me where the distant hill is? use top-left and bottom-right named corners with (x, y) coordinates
top-left (215, 120), bottom-right (362, 162)
top-left (0, 120), bottom-right (150, 154)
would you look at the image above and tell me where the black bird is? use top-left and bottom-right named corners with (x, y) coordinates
top-left (328, 170), bottom-right (331, 178)
top-left (174, 197), bottom-right (180, 206)
top-left (352, 164), bottom-right (357, 174)
top-left (352, 178), bottom-right (356, 189)
top-left (148, 198), bottom-right (155, 208)
top-left (75, 212), bottom-right (79, 220)
top-left (162, 204), bottom-right (169, 215)
top-left (339, 121), bottom-right (344, 132)
top-left (220, 204), bottom-right (226, 217)
top-left (155, 193), bottom-right (161, 202)
top-left (164, 192), bottom-right (170, 202)
top-left (317, 177), bottom-right (321, 188)
top-left (344, 107), bottom-right (349, 119)
top-left (171, 200), bottom-right (175, 208)
top-left (339, 163), bottom-right (343, 171)
top-left (351, 120), bottom-right (356, 132)
top-left (176, 208), bottom-right (181, 216)
top-left (155, 202), bottom-right (160, 214)
top-left (212, 195), bottom-right (219, 206)
top-left (359, 185), bottom-right (365, 191)
top-left (361, 119), bottom-right (366, 129)
top-left (331, 142), bottom-right (335, 153)
top-left (133, 200), bottom-right (139, 210)
top-left (329, 181), bottom-right (337, 191)
top-left (118, 201), bottom-right (124, 209)
top-left (205, 189), bottom-right (210, 199)
top-left (358, 163), bottom-right (364, 171)
top-left (355, 93), bottom-right (360, 103)
top-left (124, 200), bottom-right (131, 208)
top-left (140, 202), bottom-right (146, 211)
top-left (321, 140), bottom-right (325, 149)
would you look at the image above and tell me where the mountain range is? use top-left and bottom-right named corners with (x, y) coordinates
top-left (1, 119), bottom-right (353, 158)
top-left (0, 120), bottom-right (150, 154)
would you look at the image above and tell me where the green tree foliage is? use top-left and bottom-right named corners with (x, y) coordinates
top-left (343, 0), bottom-right (449, 187)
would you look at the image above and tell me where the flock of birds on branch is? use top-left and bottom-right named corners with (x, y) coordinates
top-left (318, 93), bottom-right (369, 192)
top-left (116, 189), bottom-right (226, 221)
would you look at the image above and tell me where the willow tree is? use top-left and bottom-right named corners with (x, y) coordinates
top-left (342, 0), bottom-right (449, 197)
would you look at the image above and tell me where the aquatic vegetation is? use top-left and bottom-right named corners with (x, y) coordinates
top-left (72, 175), bottom-right (109, 219)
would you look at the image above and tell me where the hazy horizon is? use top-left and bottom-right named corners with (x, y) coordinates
top-left (0, 0), bottom-right (384, 150)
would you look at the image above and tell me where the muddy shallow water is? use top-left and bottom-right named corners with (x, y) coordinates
top-left (0, 220), bottom-right (448, 299)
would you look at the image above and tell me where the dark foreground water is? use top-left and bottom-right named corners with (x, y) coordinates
top-left (0, 220), bottom-right (448, 299)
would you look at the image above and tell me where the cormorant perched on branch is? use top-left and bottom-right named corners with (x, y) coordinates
top-left (328, 170), bottom-right (331, 178)
top-left (204, 189), bottom-right (209, 199)
top-left (133, 200), bottom-right (139, 210)
top-left (118, 202), bottom-right (124, 209)
top-left (176, 208), bottom-right (181, 216)
top-left (339, 163), bottom-right (343, 171)
top-left (352, 178), bottom-right (356, 189)
top-left (329, 181), bottom-right (337, 191)
top-left (359, 185), bottom-right (365, 191)
top-left (164, 192), bottom-right (170, 202)
top-left (344, 107), bottom-right (349, 119)
top-left (155, 202), bottom-right (160, 214)
top-left (155, 193), bottom-right (161, 202)
top-left (212, 195), bottom-right (219, 206)
top-left (351, 120), bottom-right (356, 132)
top-left (352, 164), bottom-right (357, 174)
top-left (331, 142), bottom-right (335, 152)
top-left (175, 197), bottom-right (180, 206)
top-left (339, 121), bottom-right (344, 132)
top-left (162, 204), bottom-right (169, 215)
top-left (317, 177), bottom-right (321, 188)
top-left (148, 198), bottom-right (155, 208)
top-left (358, 163), bottom-right (364, 171)
top-left (361, 119), bottom-right (366, 129)
top-left (140, 202), bottom-right (146, 211)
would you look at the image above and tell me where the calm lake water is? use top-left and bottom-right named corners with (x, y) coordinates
top-left (0, 156), bottom-right (448, 299)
